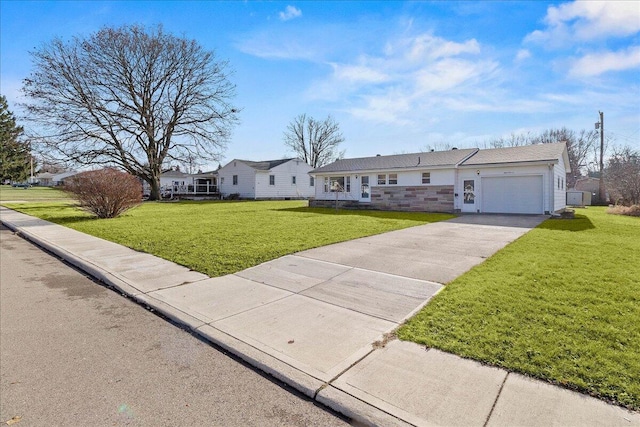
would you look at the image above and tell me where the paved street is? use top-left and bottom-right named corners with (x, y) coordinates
top-left (0, 225), bottom-right (349, 426)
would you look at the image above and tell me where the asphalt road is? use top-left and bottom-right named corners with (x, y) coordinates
top-left (0, 225), bottom-right (350, 426)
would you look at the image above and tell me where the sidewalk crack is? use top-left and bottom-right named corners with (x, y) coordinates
top-left (483, 372), bottom-right (509, 427)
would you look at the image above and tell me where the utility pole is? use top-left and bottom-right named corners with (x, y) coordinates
top-left (595, 111), bottom-right (605, 204)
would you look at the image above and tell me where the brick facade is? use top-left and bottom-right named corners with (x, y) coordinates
top-left (309, 185), bottom-right (455, 212)
top-left (370, 185), bottom-right (454, 212)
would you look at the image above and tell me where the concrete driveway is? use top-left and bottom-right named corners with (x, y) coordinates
top-left (296, 214), bottom-right (546, 283)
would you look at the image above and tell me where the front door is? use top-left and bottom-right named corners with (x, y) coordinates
top-left (360, 176), bottom-right (370, 202)
top-left (462, 179), bottom-right (476, 212)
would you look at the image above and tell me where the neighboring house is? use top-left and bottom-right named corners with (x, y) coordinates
top-left (34, 172), bottom-right (55, 186)
top-left (143, 170), bottom-right (218, 197)
top-left (309, 143), bottom-right (570, 214)
top-left (218, 158), bottom-right (314, 199)
top-left (51, 171), bottom-right (80, 186)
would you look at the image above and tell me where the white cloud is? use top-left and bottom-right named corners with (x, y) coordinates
top-left (384, 33), bottom-right (480, 63)
top-left (279, 5), bottom-right (302, 22)
top-left (569, 45), bottom-right (640, 77)
top-left (311, 32), bottom-right (504, 125)
top-left (515, 49), bottom-right (531, 61)
top-left (525, 1), bottom-right (640, 45)
top-left (330, 63), bottom-right (390, 84)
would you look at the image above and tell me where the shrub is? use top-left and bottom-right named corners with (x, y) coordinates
top-left (607, 204), bottom-right (640, 217)
top-left (64, 169), bottom-right (142, 218)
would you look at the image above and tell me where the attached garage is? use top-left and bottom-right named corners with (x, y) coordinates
top-left (481, 175), bottom-right (544, 214)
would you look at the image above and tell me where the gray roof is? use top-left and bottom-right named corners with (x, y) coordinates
top-left (311, 149), bottom-right (478, 174)
top-left (161, 170), bottom-right (192, 178)
top-left (460, 143), bottom-right (567, 166)
top-left (238, 158), bottom-right (297, 171)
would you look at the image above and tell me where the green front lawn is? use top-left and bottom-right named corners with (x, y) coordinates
top-left (0, 185), bottom-right (71, 202)
top-left (398, 207), bottom-right (640, 410)
top-left (2, 200), bottom-right (453, 277)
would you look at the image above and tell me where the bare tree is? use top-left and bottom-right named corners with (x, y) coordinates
top-left (487, 132), bottom-right (533, 148)
top-left (283, 114), bottom-right (345, 168)
top-left (606, 146), bottom-right (640, 206)
top-left (22, 24), bottom-right (239, 200)
top-left (422, 141), bottom-right (454, 152)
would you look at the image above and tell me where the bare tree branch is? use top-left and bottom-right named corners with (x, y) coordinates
top-left (21, 24), bottom-right (239, 200)
top-left (283, 114), bottom-right (345, 168)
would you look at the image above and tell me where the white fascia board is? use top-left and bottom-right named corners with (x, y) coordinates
top-left (458, 160), bottom-right (558, 169)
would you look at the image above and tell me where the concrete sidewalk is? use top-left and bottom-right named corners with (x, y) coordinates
top-left (1, 206), bottom-right (638, 426)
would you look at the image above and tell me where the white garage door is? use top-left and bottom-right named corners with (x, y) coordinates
top-left (481, 176), bottom-right (543, 214)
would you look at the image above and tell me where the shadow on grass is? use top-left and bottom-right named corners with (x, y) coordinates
top-left (537, 214), bottom-right (595, 232)
top-left (274, 206), bottom-right (454, 222)
top-left (4, 203), bottom-right (97, 226)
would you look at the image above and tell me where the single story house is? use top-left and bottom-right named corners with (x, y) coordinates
top-left (218, 158), bottom-right (314, 199)
top-left (143, 170), bottom-right (218, 197)
top-left (309, 142), bottom-right (570, 214)
top-left (34, 172), bottom-right (55, 186)
top-left (34, 171), bottom-right (81, 186)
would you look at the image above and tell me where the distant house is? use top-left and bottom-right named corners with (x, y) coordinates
top-left (143, 170), bottom-right (218, 197)
top-left (34, 171), bottom-right (80, 186)
top-left (218, 158), bottom-right (314, 199)
top-left (34, 172), bottom-right (55, 186)
top-left (309, 143), bottom-right (570, 214)
top-left (573, 177), bottom-right (604, 195)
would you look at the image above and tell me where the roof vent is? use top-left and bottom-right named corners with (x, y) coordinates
top-left (451, 147), bottom-right (458, 150)
top-left (430, 149), bottom-right (434, 152)
top-left (376, 154), bottom-right (381, 157)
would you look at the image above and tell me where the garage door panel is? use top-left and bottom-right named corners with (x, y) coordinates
top-left (482, 176), bottom-right (543, 214)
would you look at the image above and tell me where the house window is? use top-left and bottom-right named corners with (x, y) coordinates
top-left (558, 177), bottom-right (560, 189)
top-left (269, 175), bottom-right (275, 186)
top-left (388, 173), bottom-right (398, 185)
top-left (233, 175), bottom-right (238, 185)
top-left (292, 175), bottom-right (296, 185)
top-left (220, 177), bottom-right (224, 184)
top-left (562, 178), bottom-right (564, 189)
top-left (377, 174), bottom-right (386, 185)
top-left (326, 176), bottom-right (351, 192)
top-left (330, 176), bottom-right (345, 192)
top-left (422, 172), bottom-right (431, 184)
top-left (310, 176), bottom-right (315, 187)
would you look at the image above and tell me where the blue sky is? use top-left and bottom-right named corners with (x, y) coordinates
top-left (1, 1), bottom-right (639, 169)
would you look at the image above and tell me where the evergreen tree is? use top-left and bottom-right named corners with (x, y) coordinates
top-left (0, 95), bottom-right (30, 182)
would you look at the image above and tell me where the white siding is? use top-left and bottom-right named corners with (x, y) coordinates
top-left (553, 156), bottom-right (567, 212)
top-left (254, 159), bottom-right (314, 198)
top-left (312, 168), bottom-right (455, 201)
top-left (218, 160), bottom-right (257, 198)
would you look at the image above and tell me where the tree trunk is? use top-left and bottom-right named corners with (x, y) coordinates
top-left (148, 176), bottom-right (161, 201)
